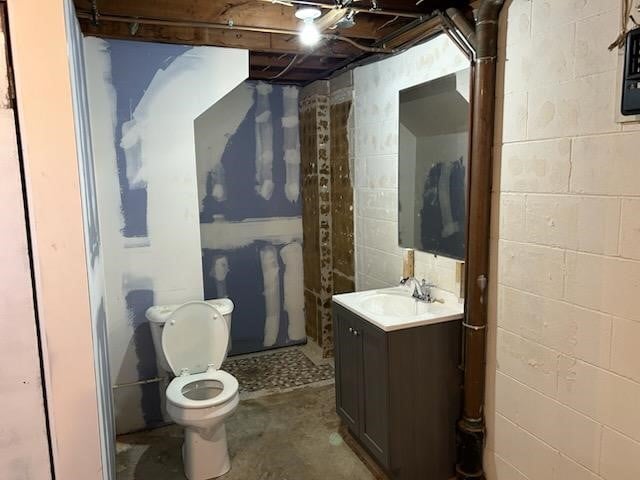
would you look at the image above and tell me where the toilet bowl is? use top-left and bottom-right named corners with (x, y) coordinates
top-left (151, 301), bottom-right (239, 480)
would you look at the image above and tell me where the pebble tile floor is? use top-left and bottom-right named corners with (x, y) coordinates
top-left (221, 349), bottom-right (334, 393)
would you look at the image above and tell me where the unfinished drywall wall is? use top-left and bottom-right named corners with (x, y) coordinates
top-left (195, 81), bottom-right (305, 355)
top-left (0, 7), bottom-right (51, 479)
top-left (64, 1), bottom-right (115, 476)
top-left (485, 2), bottom-right (640, 479)
top-left (85, 37), bottom-right (247, 433)
top-left (352, 36), bottom-right (468, 295)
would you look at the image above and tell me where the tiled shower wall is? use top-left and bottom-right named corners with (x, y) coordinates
top-left (352, 36), bottom-right (468, 295)
top-left (330, 82), bottom-right (356, 296)
top-left (485, 2), bottom-right (640, 479)
top-left (300, 74), bottom-right (355, 357)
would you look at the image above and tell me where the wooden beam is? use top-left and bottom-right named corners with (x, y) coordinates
top-left (250, 53), bottom-right (342, 70)
top-left (249, 68), bottom-right (324, 82)
top-left (74, 0), bottom-right (409, 40)
top-left (383, 16), bottom-right (443, 49)
top-left (78, 18), bottom-right (359, 57)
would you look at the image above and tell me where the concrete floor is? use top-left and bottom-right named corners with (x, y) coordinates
top-left (116, 384), bottom-right (384, 480)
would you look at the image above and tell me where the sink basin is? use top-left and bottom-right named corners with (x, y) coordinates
top-left (359, 292), bottom-right (449, 318)
top-left (333, 287), bottom-right (464, 332)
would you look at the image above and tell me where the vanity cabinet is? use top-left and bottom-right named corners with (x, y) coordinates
top-left (333, 302), bottom-right (462, 480)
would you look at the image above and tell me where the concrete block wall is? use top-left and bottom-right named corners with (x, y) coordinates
top-left (485, 1), bottom-right (640, 478)
top-left (352, 36), bottom-right (468, 295)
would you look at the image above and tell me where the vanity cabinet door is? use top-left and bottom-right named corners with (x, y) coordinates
top-left (359, 320), bottom-right (390, 468)
top-left (334, 307), bottom-right (361, 432)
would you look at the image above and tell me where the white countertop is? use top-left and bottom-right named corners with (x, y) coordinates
top-left (332, 286), bottom-right (464, 332)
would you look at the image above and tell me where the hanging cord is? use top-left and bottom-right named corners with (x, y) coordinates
top-left (609, 0), bottom-right (638, 50)
top-left (269, 54), bottom-right (300, 80)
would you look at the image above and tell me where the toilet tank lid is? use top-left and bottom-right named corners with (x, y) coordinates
top-left (146, 298), bottom-right (234, 324)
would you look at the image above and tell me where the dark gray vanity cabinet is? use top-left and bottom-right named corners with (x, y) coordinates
top-left (333, 302), bottom-right (462, 480)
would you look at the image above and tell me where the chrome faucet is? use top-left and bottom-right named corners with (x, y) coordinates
top-left (399, 277), bottom-right (436, 303)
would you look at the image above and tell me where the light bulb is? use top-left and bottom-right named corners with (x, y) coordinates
top-left (299, 18), bottom-right (320, 47)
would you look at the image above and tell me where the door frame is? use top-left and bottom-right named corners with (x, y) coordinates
top-left (6, 0), bottom-right (106, 478)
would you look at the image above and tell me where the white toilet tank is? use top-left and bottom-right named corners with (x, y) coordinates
top-left (146, 298), bottom-right (234, 374)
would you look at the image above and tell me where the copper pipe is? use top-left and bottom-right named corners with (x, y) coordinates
top-left (75, 11), bottom-right (394, 54)
top-left (446, 8), bottom-right (477, 49)
top-left (256, 0), bottom-right (425, 18)
top-left (439, 11), bottom-right (474, 60)
top-left (457, 1), bottom-right (504, 479)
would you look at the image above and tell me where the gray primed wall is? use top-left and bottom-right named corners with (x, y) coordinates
top-left (196, 81), bottom-right (306, 355)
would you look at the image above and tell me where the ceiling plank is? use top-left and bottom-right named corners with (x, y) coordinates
top-left (250, 68), bottom-right (325, 82)
top-left (74, 0), bottom-right (412, 40)
top-left (383, 16), bottom-right (443, 49)
top-left (250, 53), bottom-right (342, 70)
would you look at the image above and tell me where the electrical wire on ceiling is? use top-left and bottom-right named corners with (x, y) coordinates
top-left (260, 53), bottom-right (290, 72)
top-left (376, 15), bottom-right (399, 31)
top-left (268, 54), bottom-right (301, 79)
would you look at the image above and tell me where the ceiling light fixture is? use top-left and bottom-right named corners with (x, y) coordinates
top-left (295, 6), bottom-right (322, 47)
top-left (299, 18), bottom-right (321, 46)
top-left (294, 6), bottom-right (322, 21)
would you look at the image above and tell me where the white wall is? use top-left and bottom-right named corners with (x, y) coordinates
top-left (352, 35), bottom-right (469, 295)
top-left (0, 12), bottom-right (51, 479)
top-left (485, 1), bottom-right (640, 479)
top-left (85, 38), bottom-right (248, 433)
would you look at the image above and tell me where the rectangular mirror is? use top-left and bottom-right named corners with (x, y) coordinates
top-left (398, 69), bottom-right (471, 260)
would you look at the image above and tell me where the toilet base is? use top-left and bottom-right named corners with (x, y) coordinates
top-left (182, 424), bottom-right (231, 480)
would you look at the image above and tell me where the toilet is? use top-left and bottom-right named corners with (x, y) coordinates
top-left (146, 300), bottom-right (239, 480)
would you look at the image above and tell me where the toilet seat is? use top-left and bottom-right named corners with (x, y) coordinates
top-left (162, 301), bottom-right (229, 376)
top-left (166, 369), bottom-right (239, 409)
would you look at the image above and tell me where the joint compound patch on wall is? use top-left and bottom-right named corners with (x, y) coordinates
top-left (282, 86), bottom-right (301, 203)
top-left (195, 81), bottom-right (306, 355)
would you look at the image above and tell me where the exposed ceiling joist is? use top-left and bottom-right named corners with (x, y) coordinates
top-left (78, 17), bottom-right (361, 57)
top-left (250, 53), bottom-right (342, 70)
top-left (74, 0), bottom-right (474, 84)
top-left (74, 0), bottom-right (415, 40)
top-left (250, 68), bottom-right (324, 82)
